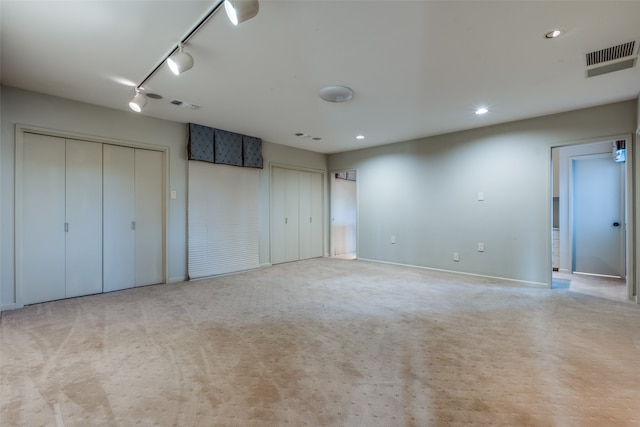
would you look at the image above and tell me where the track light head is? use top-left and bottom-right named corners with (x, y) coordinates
top-left (224, 0), bottom-right (259, 26)
top-left (167, 43), bottom-right (194, 76)
top-left (129, 90), bottom-right (147, 113)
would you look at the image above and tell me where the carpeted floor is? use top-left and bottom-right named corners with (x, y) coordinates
top-left (1, 258), bottom-right (639, 426)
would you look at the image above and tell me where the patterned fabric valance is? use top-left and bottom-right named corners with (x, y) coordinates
top-left (187, 123), bottom-right (263, 169)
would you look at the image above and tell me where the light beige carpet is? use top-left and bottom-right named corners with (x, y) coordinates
top-left (2, 258), bottom-right (639, 426)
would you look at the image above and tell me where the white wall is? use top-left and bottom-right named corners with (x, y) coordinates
top-left (328, 101), bottom-right (637, 287)
top-left (1, 86), bottom-right (328, 308)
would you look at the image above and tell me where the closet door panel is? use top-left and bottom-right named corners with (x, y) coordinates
top-left (134, 149), bottom-right (163, 287)
top-left (65, 139), bottom-right (103, 297)
top-left (271, 167), bottom-right (287, 264)
top-left (22, 134), bottom-right (66, 304)
top-left (103, 145), bottom-right (135, 292)
top-left (298, 171), bottom-right (312, 260)
top-left (284, 169), bottom-right (300, 262)
top-left (310, 171), bottom-right (324, 258)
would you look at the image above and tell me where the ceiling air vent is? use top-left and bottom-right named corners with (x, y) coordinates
top-left (170, 99), bottom-right (201, 110)
top-left (585, 40), bottom-right (638, 78)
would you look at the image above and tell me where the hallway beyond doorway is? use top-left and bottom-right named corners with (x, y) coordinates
top-left (553, 271), bottom-right (628, 303)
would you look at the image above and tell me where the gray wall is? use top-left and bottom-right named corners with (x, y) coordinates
top-left (328, 101), bottom-right (637, 286)
top-left (1, 86), bottom-right (327, 309)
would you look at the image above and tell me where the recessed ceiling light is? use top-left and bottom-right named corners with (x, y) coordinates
top-left (356, 135), bottom-right (365, 140)
top-left (545, 29), bottom-right (564, 39)
top-left (475, 107), bottom-right (489, 115)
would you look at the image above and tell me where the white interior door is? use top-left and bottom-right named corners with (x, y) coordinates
top-left (134, 149), bottom-right (163, 286)
top-left (284, 169), bottom-right (300, 262)
top-left (22, 133), bottom-right (66, 304)
top-left (271, 167), bottom-right (287, 264)
top-left (103, 145), bottom-right (135, 292)
top-left (299, 171), bottom-right (313, 259)
top-left (310, 171), bottom-right (323, 258)
top-left (298, 171), bottom-right (324, 260)
top-left (572, 154), bottom-right (625, 277)
top-left (65, 139), bottom-right (103, 298)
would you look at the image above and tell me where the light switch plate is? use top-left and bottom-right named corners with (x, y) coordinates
top-left (170, 190), bottom-right (177, 199)
top-left (478, 191), bottom-right (484, 201)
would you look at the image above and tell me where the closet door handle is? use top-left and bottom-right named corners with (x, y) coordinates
top-left (285, 217), bottom-right (288, 224)
top-left (131, 221), bottom-right (136, 230)
top-left (64, 223), bottom-right (69, 232)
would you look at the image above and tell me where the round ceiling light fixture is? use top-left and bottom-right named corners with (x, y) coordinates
top-left (319, 85), bottom-right (353, 103)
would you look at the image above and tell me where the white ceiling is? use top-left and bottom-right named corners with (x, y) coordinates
top-left (2, 1), bottom-right (640, 154)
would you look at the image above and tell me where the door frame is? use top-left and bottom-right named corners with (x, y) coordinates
top-left (550, 134), bottom-right (634, 302)
top-left (13, 124), bottom-right (169, 309)
top-left (329, 169), bottom-right (358, 259)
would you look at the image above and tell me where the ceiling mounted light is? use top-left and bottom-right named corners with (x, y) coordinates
top-left (356, 135), bottom-right (365, 140)
top-left (167, 43), bottom-right (194, 76)
top-left (224, 0), bottom-right (259, 26)
top-left (475, 107), bottom-right (489, 115)
top-left (129, 89), bottom-right (147, 113)
top-left (545, 29), bottom-right (564, 39)
top-left (319, 85), bottom-right (354, 103)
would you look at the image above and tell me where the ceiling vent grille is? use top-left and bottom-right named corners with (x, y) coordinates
top-left (170, 99), bottom-right (201, 110)
top-left (585, 40), bottom-right (638, 78)
top-left (586, 41), bottom-right (636, 66)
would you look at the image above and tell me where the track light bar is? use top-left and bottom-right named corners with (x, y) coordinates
top-left (128, 0), bottom-right (259, 111)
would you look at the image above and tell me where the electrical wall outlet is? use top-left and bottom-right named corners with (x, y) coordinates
top-left (478, 242), bottom-right (485, 252)
top-left (453, 252), bottom-right (460, 261)
top-left (391, 235), bottom-right (396, 244)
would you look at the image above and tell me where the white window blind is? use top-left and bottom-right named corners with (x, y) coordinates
top-left (188, 161), bottom-right (260, 279)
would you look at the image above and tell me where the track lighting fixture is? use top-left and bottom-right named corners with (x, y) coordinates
top-left (129, 89), bottom-right (147, 113)
top-left (224, 0), bottom-right (259, 26)
top-left (167, 43), bottom-right (194, 76)
top-left (128, 0), bottom-right (259, 110)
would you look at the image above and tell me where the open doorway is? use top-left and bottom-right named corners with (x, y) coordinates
top-left (551, 138), bottom-right (633, 302)
top-left (331, 170), bottom-right (357, 260)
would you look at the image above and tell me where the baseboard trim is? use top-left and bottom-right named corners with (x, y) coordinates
top-left (1, 303), bottom-right (23, 312)
top-left (356, 258), bottom-right (549, 288)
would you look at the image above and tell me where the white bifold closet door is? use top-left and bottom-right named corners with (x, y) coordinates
top-left (65, 140), bottom-right (103, 297)
top-left (21, 133), bottom-right (102, 305)
top-left (103, 145), bottom-right (162, 292)
top-left (299, 171), bottom-right (323, 260)
top-left (271, 167), bottom-right (323, 265)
